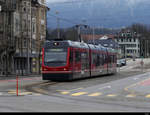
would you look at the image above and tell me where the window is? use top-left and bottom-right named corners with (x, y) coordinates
top-left (75, 50), bottom-right (81, 62)
top-left (23, 39), bottom-right (27, 48)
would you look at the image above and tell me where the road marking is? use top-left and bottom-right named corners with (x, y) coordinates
top-left (88, 92), bottom-right (102, 97)
top-left (124, 77), bottom-right (150, 93)
top-left (33, 88), bottom-right (48, 94)
top-left (126, 94), bottom-right (136, 98)
top-left (19, 92), bottom-right (33, 96)
top-left (60, 91), bottom-right (70, 95)
top-left (106, 94), bottom-right (117, 97)
top-left (99, 85), bottom-right (111, 90)
top-left (57, 88), bottom-right (83, 92)
top-left (39, 82), bottom-right (56, 86)
top-left (8, 90), bottom-right (17, 94)
top-left (71, 92), bottom-right (88, 96)
top-left (32, 93), bottom-right (42, 96)
top-left (145, 94), bottom-right (150, 98)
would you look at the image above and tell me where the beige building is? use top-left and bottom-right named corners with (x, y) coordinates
top-left (0, 0), bottom-right (49, 76)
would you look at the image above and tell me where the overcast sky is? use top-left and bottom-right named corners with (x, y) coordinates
top-left (46, 0), bottom-right (148, 4)
top-left (46, 0), bottom-right (150, 28)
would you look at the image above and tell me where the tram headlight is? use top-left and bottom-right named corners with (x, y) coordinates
top-left (53, 42), bottom-right (59, 46)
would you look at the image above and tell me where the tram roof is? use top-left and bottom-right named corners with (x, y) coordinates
top-left (44, 40), bottom-right (108, 51)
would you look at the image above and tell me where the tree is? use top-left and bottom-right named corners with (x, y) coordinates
top-left (128, 23), bottom-right (150, 58)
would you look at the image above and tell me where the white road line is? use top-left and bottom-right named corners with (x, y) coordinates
top-left (0, 92), bottom-right (3, 95)
top-left (99, 86), bottom-right (111, 90)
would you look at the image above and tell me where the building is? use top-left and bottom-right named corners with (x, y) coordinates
top-left (0, 0), bottom-right (16, 75)
top-left (114, 29), bottom-right (141, 58)
top-left (81, 34), bottom-right (115, 42)
top-left (0, 0), bottom-right (49, 76)
top-left (87, 35), bottom-right (121, 59)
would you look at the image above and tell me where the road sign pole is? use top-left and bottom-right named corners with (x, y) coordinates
top-left (141, 58), bottom-right (144, 72)
top-left (16, 76), bottom-right (19, 96)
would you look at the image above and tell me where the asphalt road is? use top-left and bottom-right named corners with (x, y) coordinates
top-left (0, 58), bottom-right (150, 112)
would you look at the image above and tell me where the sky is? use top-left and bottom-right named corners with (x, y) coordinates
top-left (46, 0), bottom-right (150, 29)
top-left (46, 0), bottom-right (148, 4)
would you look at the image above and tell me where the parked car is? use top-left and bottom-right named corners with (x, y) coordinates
top-left (120, 58), bottom-right (126, 66)
top-left (117, 60), bottom-right (122, 67)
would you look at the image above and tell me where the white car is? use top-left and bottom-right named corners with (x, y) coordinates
top-left (117, 60), bottom-right (122, 67)
top-left (120, 59), bottom-right (126, 66)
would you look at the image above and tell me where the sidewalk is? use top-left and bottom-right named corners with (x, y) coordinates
top-left (0, 74), bottom-right (42, 80)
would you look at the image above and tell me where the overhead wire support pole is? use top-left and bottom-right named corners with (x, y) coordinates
top-left (56, 11), bottom-right (60, 39)
top-left (75, 24), bottom-right (89, 42)
top-left (92, 27), bottom-right (95, 45)
top-left (57, 17), bottom-right (60, 39)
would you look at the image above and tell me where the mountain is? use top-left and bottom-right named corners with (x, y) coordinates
top-left (46, 0), bottom-right (150, 29)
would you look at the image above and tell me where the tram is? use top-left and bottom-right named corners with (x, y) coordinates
top-left (42, 39), bottom-right (117, 81)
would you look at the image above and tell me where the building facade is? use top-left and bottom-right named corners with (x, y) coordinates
top-left (114, 29), bottom-right (141, 58)
top-left (0, 0), bottom-right (49, 76)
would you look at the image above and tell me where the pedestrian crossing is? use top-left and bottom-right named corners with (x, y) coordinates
top-left (58, 90), bottom-right (150, 99)
top-left (0, 90), bottom-right (42, 96)
top-left (1, 88), bottom-right (150, 99)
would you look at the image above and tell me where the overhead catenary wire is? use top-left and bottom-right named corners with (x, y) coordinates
top-left (47, 13), bottom-right (79, 25)
top-left (47, 0), bottom-right (98, 5)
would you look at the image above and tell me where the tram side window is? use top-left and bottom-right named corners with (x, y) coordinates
top-left (108, 55), bottom-right (111, 63)
top-left (104, 54), bottom-right (106, 64)
top-left (113, 55), bottom-right (115, 63)
top-left (110, 55), bottom-right (112, 63)
top-left (115, 55), bottom-right (117, 63)
top-left (111, 55), bottom-right (114, 64)
top-left (69, 50), bottom-right (73, 63)
top-left (100, 54), bottom-right (103, 66)
top-left (102, 54), bottom-right (105, 65)
top-left (103, 54), bottom-right (106, 65)
top-left (81, 52), bottom-right (89, 69)
top-left (96, 54), bottom-right (100, 66)
top-left (92, 53), bottom-right (97, 65)
top-left (75, 51), bottom-right (81, 62)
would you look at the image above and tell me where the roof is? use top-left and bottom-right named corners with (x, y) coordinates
top-left (32, 0), bottom-right (50, 10)
top-left (81, 34), bottom-right (115, 41)
top-left (88, 38), bottom-right (120, 49)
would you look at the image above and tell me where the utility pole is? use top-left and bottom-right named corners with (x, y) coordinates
top-left (92, 27), bottom-right (95, 45)
top-left (56, 11), bottom-right (60, 39)
top-left (75, 24), bottom-right (89, 42)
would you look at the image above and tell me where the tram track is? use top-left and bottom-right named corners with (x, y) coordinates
top-left (24, 81), bottom-right (58, 95)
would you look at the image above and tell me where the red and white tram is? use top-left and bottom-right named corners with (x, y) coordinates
top-left (42, 39), bottom-right (117, 81)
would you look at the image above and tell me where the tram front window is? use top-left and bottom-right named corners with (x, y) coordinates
top-left (44, 48), bottom-right (67, 67)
